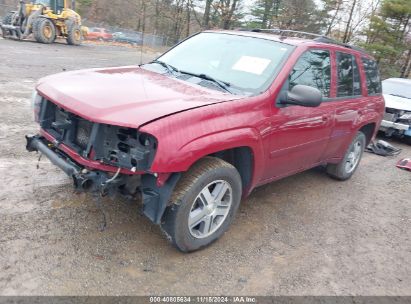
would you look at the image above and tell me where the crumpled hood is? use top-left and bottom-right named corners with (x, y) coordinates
top-left (384, 94), bottom-right (411, 112)
top-left (37, 66), bottom-right (240, 128)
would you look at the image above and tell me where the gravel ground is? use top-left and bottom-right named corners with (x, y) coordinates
top-left (0, 37), bottom-right (410, 296)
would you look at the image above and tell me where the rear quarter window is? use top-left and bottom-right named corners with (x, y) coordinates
top-left (361, 58), bottom-right (382, 95)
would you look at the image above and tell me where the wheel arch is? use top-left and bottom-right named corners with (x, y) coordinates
top-left (358, 122), bottom-right (377, 145)
top-left (150, 127), bottom-right (264, 195)
top-left (208, 146), bottom-right (254, 195)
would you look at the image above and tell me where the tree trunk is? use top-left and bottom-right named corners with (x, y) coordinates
top-left (262, 0), bottom-right (273, 29)
top-left (203, 0), bottom-right (213, 29)
top-left (222, 0), bottom-right (239, 30)
top-left (186, 0), bottom-right (191, 37)
top-left (343, 0), bottom-right (357, 43)
top-left (154, 0), bottom-right (161, 35)
top-left (326, 0), bottom-right (342, 36)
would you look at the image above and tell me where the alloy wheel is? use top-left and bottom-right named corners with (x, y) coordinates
top-left (188, 180), bottom-right (232, 239)
top-left (345, 140), bottom-right (363, 174)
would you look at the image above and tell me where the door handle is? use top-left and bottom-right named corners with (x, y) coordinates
top-left (322, 115), bottom-right (329, 121)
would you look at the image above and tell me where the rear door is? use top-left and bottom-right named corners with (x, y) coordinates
top-left (263, 48), bottom-right (335, 181)
top-left (322, 51), bottom-right (368, 160)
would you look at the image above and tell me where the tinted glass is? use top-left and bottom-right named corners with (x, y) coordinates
top-left (289, 50), bottom-right (331, 97)
top-left (337, 52), bottom-right (362, 97)
top-left (157, 33), bottom-right (294, 95)
top-left (362, 58), bottom-right (382, 95)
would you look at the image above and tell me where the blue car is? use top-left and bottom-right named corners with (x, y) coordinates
top-left (112, 32), bottom-right (142, 45)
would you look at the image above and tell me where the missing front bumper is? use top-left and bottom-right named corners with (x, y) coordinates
top-left (26, 135), bottom-right (181, 224)
top-left (26, 135), bottom-right (119, 193)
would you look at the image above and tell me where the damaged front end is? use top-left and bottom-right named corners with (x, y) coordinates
top-left (26, 97), bottom-right (180, 224)
top-left (380, 108), bottom-right (411, 140)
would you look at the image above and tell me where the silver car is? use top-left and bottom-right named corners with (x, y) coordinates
top-left (380, 78), bottom-right (411, 144)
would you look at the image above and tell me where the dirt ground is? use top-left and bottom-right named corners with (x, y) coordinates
top-left (0, 37), bottom-right (410, 296)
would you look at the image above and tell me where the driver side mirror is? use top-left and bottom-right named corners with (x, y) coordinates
top-left (281, 85), bottom-right (323, 107)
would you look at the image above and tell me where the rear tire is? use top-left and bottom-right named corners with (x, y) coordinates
top-left (66, 22), bottom-right (82, 45)
top-left (161, 157), bottom-right (242, 252)
top-left (1, 11), bottom-right (15, 38)
top-left (326, 132), bottom-right (366, 181)
top-left (33, 17), bottom-right (56, 44)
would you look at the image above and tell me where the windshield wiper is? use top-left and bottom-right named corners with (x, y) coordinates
top-left (179, 70), bottom-right (233, 94)
top-left (144, 61), bottom-right (233, 94)
top-left (150, 60), bottom-right (180, 74)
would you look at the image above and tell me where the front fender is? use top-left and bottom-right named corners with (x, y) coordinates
top-left (150, 127), bottom-right (265, 187)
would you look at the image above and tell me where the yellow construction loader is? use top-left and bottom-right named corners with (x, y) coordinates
top-left (1, 0), bottom-right (87, 45)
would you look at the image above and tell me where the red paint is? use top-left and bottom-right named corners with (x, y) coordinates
top-left (35, 31), bottom-right (385, 195)
top-left (36, 66), bottom-right (240, 128)
top-left (85, 28), bottom-right (113, 41)
top-left (397, 159), bottom-right (411, 171)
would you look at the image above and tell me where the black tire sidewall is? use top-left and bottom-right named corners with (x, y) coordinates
top-left (67, 22), bottom-right (82, 45)
top-left (163, 166), bottom-right (242, 252)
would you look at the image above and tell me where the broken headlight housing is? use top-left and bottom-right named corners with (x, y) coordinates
top-left (92, 126), bottom-right (158, 170)
top-left (31, 90), bottom-right (43, 123)
top-left (38, 99), bottom-right (158, 171)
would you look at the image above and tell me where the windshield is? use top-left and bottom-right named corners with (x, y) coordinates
top-left (34, 0), bottom-right (51, 5)
top-left (153, 32), bottom-right (294, 95)
top-left (382, 80), bottom-right (411, 100)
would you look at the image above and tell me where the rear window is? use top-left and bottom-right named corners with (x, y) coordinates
top-left (337, 52), bottom-right (362, 97)
top-left (362, 58), bottom-right (382, 95)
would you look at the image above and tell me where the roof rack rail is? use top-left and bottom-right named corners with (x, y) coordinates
top-left (247, 28), bottom-right (367, 53)
top-left (251, 28), bottom-right (327, 40)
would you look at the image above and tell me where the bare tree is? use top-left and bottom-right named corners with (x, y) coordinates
top-left (203, 0), bottom-right (213, 29)
top-left (213, 0), bottom-right (241, 30)
top-left (325, 0), bottom-right (343, 36)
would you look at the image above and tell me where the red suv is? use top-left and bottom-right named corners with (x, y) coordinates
top-left (86, 27), bottom-right (113, 41)
top-left (26, 30), bottom-right (384, 252)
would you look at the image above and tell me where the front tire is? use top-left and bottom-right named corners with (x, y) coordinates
top-left (161, 157), bottom-right (242, 252)
top-left (326, 131), bottom-right (366, 181)
top-left (33, 17), bottom-right (56, 44)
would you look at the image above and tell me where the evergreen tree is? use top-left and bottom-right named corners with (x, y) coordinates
top-left (363, 0), bottom-right (411, 78)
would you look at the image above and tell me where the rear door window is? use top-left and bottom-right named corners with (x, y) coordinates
top-left (289, 49), bottom-right (331, 97)
top-left (362, 58), bottom-right (382, 95)
top-left (336, 52), bottom-right (362, 97)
